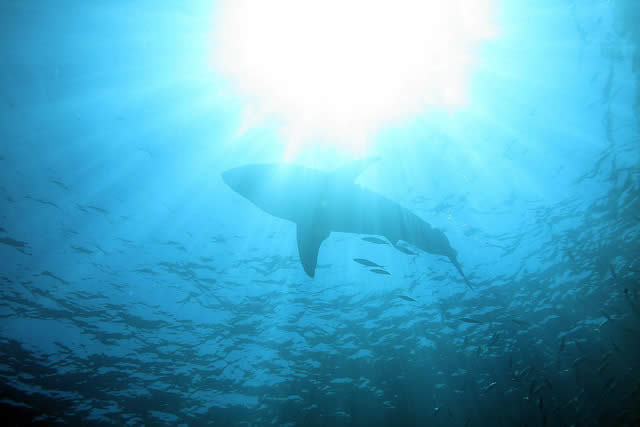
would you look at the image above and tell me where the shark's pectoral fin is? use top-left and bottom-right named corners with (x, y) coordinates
top-left (296, 223), bottom-right (330, 278)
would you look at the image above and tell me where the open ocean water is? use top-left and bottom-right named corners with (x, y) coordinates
top-left (1, 1), bottom-right (640, 425)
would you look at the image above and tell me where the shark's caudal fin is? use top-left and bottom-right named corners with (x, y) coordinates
top-left (296, 223), bottom-right (330, 277)
top-left (449, 255), bottom-right (474, 290)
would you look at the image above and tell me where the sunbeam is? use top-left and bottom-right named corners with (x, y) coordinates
top-left (210, 0), bottom-right (499, 158)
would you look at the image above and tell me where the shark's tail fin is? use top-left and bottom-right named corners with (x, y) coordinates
top-left (449, 255), bottom-right (473, 291)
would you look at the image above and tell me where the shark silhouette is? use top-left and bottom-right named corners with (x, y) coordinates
top-left (222, 158), bottom-right (472, 289)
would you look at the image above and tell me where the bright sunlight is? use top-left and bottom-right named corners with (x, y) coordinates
top-left (211, 1), bottom-right (499, 158)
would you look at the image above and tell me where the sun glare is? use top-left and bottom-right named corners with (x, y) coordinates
top-left (211, 1), bottom-right (499, 158)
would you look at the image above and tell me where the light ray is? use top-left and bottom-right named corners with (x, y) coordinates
top-left (210, 0), bottom-right (499, 157)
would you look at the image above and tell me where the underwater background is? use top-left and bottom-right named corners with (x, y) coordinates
top-left (1, 0), bottom-right (640, 425)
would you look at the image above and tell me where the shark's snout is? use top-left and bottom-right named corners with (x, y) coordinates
top-left (221, 167), bottom-right (243, 192)
top-left (221, 169), bottom-right (232, 187)
top-left (222, 165), bottom-right (259, 198)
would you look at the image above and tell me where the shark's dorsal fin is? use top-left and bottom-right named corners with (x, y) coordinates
top-left (333, 157), bottom-right (379, 183)
top-left (296, 222), bottom-right (330, 277)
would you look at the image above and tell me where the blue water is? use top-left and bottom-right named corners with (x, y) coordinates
top-left (1, 1), bottom-right (640, 425)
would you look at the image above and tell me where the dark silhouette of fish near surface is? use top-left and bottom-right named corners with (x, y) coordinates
top-left (353, 258), bottom-right (384, 268)
top-left (362, 236), bottom-right (389, 245)
top-left (222, 158), bottom-right (473, 289)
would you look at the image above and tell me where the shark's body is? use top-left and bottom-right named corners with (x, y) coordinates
top-left (222, 159), bottom-right (472, 289)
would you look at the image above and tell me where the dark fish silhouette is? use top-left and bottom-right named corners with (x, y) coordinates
top-left (398, 295), bottom-right (417, 302)
top-left (484, 381), bottom-right (497, 391)
top-left (610, 264), bottom-right (618, 283)
top-left (25, 195), bottom-right (59, 209)
top-left (71, 245), bottom-right (94, 255)
top-left (0, 236), bottom-right (27, 248)
top-left (512, 319), bottom-right (530, 327)
top-left (362, 236), bottom-right (388, 245)
top-left (50, 179), bottom-right (71, 191)
top-left (36, 271), bottom-right (69, 285)
top-left (353, 258), bottom-right (384, 268)
top-left (460, 317), bottom-right (482, 324)
top-left (370, 268), bottom-right (391, 275)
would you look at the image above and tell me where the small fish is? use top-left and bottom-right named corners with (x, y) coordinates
top-left (36, 271), bottom-right (69, 285)
top-left (49, 179), bottom-right (71, 191)
top-left (0, 237), bottom-right (27, 249)
top-left (362, 237), bottom-right (388, 245)
top-left (518, 366), bottom-right (532, 379)
top-left (610, 264), bottom-right (618, 283)
top-left (71, 245), bottom-right (94, 255)
top-left (25, 196), bottom-right (59, 209)
top-left (488, 332), bottom-right (501, 346)
top-left (75, 203), bottom-right (89, 213)
top-left (86, 205), bottom-right (109, 215)
top-left (133, 268), bottom-right (156, 276)
top-left (484, 381), bottom-right (497, 391)
top-left (529, 380), bottom-right (537, 396)
top-left (370, 268), bottom-right (391, 275)
top-left (353, 258), bottom-right (383, 268)
top-left (512, 319), bottom-right (530, 327)
top-left (398, 295), bottom-right (417, 302)
top-left (460, 317), bottom-right (482, 324)
top-left (538, 396), bottom-right (544, 412)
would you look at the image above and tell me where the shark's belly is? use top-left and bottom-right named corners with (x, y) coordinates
top-left (325, 187), bottom-right (414, 241)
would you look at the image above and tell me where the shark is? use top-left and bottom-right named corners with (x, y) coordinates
top-left (222, 158), bottom-right (472, 289)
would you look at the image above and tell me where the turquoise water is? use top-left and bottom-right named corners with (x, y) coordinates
top-left (1, 1), bottom-right (639, 425)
